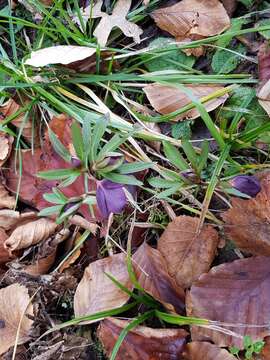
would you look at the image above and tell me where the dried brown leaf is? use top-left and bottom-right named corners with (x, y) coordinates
top-left (133, 242), bottom-right (185, 314)
top-left (0, 284), bottom-right (34, 355)
top-left (262, 337), bottom-right (270, 359)
top-left (0, 133), bottom-right (13, 167)
top-left (80, 0), bottom-right (143, 46)
top-left (74, 253), bottom-right (132, 323)
top-left (144, 84), bottom-right (228, 121)
top-left (152, 0), bottom-right (230, 41)
top-left (5, 217), bottom-right (58, 252)
top-left (186, 256), bottom-right (270, 348)
top-left (0, 210), bottom-right (36, 231)
top-left (0, 183), bottom-right (16, 209)
top-left (98, 317), bottom-right (188, 360)
top-left (0, 228), bottom-right (12, 264)
top-left (158, 216), bottom-right (219, 289)
top-left (25, 46), bottom-right (96, 67)
top-left (183, 341), bottom-right (237, 359)
top-left (222, 173), bottom-right (270, 256)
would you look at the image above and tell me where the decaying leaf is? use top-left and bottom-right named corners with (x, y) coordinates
top-left (152, 0), bottom-right (230, 41)
top-left (133, 242), bottom-right (185, 314)
top-left (262, 336), bottom-right (270, 359)
top-left (186, 256), bottom-right (270, 348)
top-left (4, 217), bottom-right (58, 252)
top-left (158, 216), bottom-right (219, 289)
top-left (0, 133), bottom-right (13, 167)
top-left (0, 228), bottom-right (12, 264)
top-left (183, 341), bottom-right (237, 359)
top-left (74, 253), bottom-right (132, 323)
top-left (79, 0), bottom-right (143, 46)
top-left (144, 84), bottom-right (228, 121)
top-left (25, 46), bottom-right (96, 67)
top-left (222, 172), bottom-right (270, 256)
top-left (0, 284), bottom-right (34, 355)
top-left (0, 183), bottom-right (16, 209)
top-left (0, 210), bottom-right (36, 231)
top-left (98, 317), bottom-right (188, 360)
top-left (257, 43), bottom-right (270, 115)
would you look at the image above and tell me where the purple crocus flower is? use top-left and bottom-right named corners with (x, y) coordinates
top-left (229, 175), bottom-right (261, 197)
top-left (96, 179), bottom-right (136, 218)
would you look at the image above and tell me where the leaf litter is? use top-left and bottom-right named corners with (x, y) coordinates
top-left (1, 0), bottom-right (270, 359)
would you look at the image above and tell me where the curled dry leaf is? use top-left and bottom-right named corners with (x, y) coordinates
top-left (0, 228), bottom-right (12, 264)
top-left (0, 284), bottom-right (34, 355)
top-left (144, 84), bottom-right (228, 121)
top-left (0, 183), bottom-right (16, 209)
top-left (152, 0), bottom-right (230, 41)
top-left (222, 172), bottom-right (270, 256)
top-left (98, 317), bottom-right (188, 360)
top-left (74, 253), bottom-right (132, 323)
top-left (0, 133), bottom-right (13, 167)
top-left (133, 242), bottom-right (185, 314)
top-left (158, 216), bottom-right (219, 289)
top-left (5, 217), bottom-right (58, 252)
top-left (25, 46), bottom-right (96, 67)
top-left (257, 43), bottom-right (270, 116)
top-left (79, 0), bottom-right (143, 46)
top-left (0, 210), bottom-right (36, 231)
top-left (183, 341), bottom-right (237, 359)
top-left (186, 256), bottom-right (270, 348)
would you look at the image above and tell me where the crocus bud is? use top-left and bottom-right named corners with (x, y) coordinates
top-left (96, 179), bottom-right (135, 218)
top-left (229, 175), bottom-right (261, 197)
top-left (71, 157), bottom-right (81, 168)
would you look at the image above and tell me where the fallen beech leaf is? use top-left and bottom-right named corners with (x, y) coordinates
top-left (0, 183), bottom-right (16, 209)
top-left (0, 133), bottom-right (13, 167)
top-left (0, 284), bottom-right (34, 355)
top-left (183, 341), bottom-right (237, 359)
top-left (144, 84), bottom-right (228, 121)
top-left (186, 256), bottom-right (270, 348)
top-left (158, 216), bottom-right (219, 289)
top-left (152, 0), bottom-right (230, 41)
top-left (25, 46), bottom-right (96, 67)
top-left (222, 172), bottom-right (270, 255)
top-left (74, 253), bottom-right (132, 323)
top-left (0, 210), bottom-right (36, 231)
top-left (0, 98), bottom-right (35, 143)
top-left (80, 0), bottom-right (143, 46)
top-left (0, 228), bottom-right (12, 264)
top-left (262, 336), bottom-right (270, 359)
top-left (98, 317), bottom-right (188, 360)
top-left (133, 242), bottom-right (185, 314)
top-left (5, 217), bottom-right (58, 252)
top-left (257, 43), bottom-right (270, 115)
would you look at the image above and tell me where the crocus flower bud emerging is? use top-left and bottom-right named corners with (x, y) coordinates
top-left (229, 175), bottom-right (261, 197)
top-left (96, 179), bottom-right (135, 218)
top-left (71, 157), bottom-right (81, 168)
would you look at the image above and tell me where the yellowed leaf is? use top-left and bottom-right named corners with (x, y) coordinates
top-left (144, 84), bottom-right (228, 121)
top-left (0, 284), bottom-right (34, 355)
top-left (74, 253), bottom-right (132, 323)
top-left (25, 46), bottom-right (96, 67)
top-left (0, 183), bottom-right (16, 209)
top-left (5, 217), bottom-right (58, 252)
top-left (152, 0), bottom-right (230, 41)
top-left (80, 0), bottom-right (143, 46)
top-left (158, 216), bottom-right (219, 289)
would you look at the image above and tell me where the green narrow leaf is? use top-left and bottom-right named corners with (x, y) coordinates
top-left (48, 129), bottom-right (71, 163)
top-left (37, 168), bottom-right (81, 180)
top-left (71, 122), bottom-right (84, 161)
top-left (197, 140), bottom-right (209, 174)
top-left (43, 192), bottom-right (66, 205)
top-left (118, 161), bottom-right (153, 174)
top-left (148, 177), bottom-right (179, 188)
top-left (101, 172), bottom-right (143, 186)
top-left (38, 205), bottom-right (62, 217)
top-left (163, 141), bottom-right (188, 171)
top-left (82, 115), bottom-right (92, 163)
top-left (97, 133), bottom-right (128, 162)
top-left (91, 115), bottom-right (108, 161)
top-left (182, 140), bottom-right (198, 171)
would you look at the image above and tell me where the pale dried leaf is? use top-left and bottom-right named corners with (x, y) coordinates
top-left (98, 317), bottom-right (188, 360)
top-left (144, 84), bottom-right (228, 121)
top-left (222, 172), bottom-right (270, 255)
top-left (152, 0), bottom-right (230, 41)
top-left (183, 341), bottom-right (237, 359)
top-left (0, 228), bottom-right (12, 264)
top-left (5, 218), bottom-right (58, 252)
top-left (158, 216), bottom-right (219, 289)
top-left (258, 79), bottom-right (270, 116)
top-left (0, 133), bottom-right (13, 167)
top-left (133, 242), bottom-right (185, 314)
top-left (0, 284), bottom-right (34, 355)
top-left (74, 253), bottom-right (132, 323)
top-left (81, 0), bottom-right (143, 46)
top-left (25, 46), bottom-right (96, 67)
top-left (186, 256), bottom-right (270, 348)
top-left (0, 183), bottom-right (16, 209)
top-left (0, 210), bottom-right (36, 231)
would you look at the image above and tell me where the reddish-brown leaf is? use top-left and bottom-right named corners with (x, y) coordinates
top-left (0, 133), bottom-right (13, 167)
top-left (144, 84), bottom-right (228, 121)
top-left (0, 183), bottom-right (16, 209)
top-left (133, 242), bottom-right (185, 314)
top-left (158, 216), bottom-right (219, 289)
top-left (98, 317), bottom-right (188, 360)
top-left (261, 337), bottom-right (270, 359)
top-left (182, 341), bottom-right (237, 359)
top-left (258, 42), bottom-right (270, 83)
top-left (222, 172), bottom-right (270, 256)
top-left (186, 256), bottom-right (270, 348)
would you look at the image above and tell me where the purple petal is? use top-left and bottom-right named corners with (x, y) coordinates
top-left (230, 175), bottom-right (261, 198)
